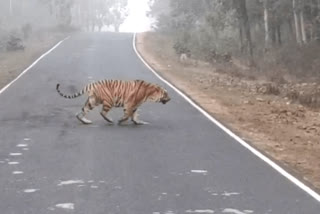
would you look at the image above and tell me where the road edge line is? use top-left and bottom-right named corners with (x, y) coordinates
top-left (0, 36), bottom-right (70, 95)
top-left (132, 33), bottom-right (320, 202)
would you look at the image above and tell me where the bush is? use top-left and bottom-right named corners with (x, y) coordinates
top-left (6, 33), bottom-right (24, 51)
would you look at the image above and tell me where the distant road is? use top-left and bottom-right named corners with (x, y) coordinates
top-left (0, 32), bottom-right (319, 214)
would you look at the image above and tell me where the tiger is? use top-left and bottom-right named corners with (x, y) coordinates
top-left (56, 79), bottom-right (171, 125)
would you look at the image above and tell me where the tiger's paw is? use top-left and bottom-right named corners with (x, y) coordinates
top-left (133, 120), bottom-right (149, 125)
top-left (107, 120), bottom-right (114, 124)
top-left (100, 113), bottom-right (114, 124)
top-left (118, 119), bottom-right (130, 125)
top-left (76, 115), bottom-right (92, 125)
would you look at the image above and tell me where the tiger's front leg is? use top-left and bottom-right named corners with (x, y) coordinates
top-left (131, 109), bottom-right (149, 125)
top-left (100, 102), bottom-right (114, 124)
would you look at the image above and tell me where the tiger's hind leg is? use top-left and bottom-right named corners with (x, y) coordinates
top-left (131, 109), bottom-right (149, 125)
top-left (76, 96), bottom-right (96, 124)
top-left (118, 108), bottom-right (132, 125)
top-left (100, 102), bottom-right (113, 124)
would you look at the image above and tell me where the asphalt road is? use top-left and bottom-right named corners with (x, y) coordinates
top-left (0, 33), bottom-right (319, 214)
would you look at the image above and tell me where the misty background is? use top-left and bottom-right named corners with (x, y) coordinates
top-left (1, 0), bottom-right (320, 83)
top-left (0, 0), bottom-right (153, 52)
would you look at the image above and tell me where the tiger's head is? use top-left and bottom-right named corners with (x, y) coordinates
top-left (147, 84), bottom-right (171, 104)
top-left (159, 89), bottom-right (170, 104)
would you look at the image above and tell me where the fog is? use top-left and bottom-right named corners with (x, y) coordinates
top-left (0, 0), bottom-right (135, 52)
top-left (1, 0), bottom-right (58, 31)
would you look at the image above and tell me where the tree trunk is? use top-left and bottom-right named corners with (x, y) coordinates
top-left (300, 8), bottom-right (307, 43)
top-left (270, 24), bottom-right (276, 45)
top-left (293, 0), bottom-right (302, 45)
top-left (263, 0), bottom-right (270, 50)
top-left (238, 0), bottom-right (254, 62)
top-left (288, 18), bottom-right (294, 40)
top-left (276, 24), bottom-right (282, 45)
top-left (239, 23), bottom-right (244, 53)
top-left (9, 0), bottom-right (13, 16)
top-left (314, 0), bottom-right (320, 41)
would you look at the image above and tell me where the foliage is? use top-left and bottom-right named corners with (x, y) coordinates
top-left (149, 0), bottom-right (320, 72)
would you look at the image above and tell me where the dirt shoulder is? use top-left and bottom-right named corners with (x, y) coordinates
top-left (136, 32), bottom-right (320, 191)
top-left (0, 31), bottom-right (69, 89)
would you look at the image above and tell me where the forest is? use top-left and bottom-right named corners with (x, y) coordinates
top-left (148, 0), bottom-right (320, 81)
top-left (0, 0), bottom-right (128, 51)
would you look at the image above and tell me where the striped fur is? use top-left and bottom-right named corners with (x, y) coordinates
top-left (56, 79), bottom-right (170, 125)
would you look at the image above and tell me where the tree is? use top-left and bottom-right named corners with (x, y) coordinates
top-left (293, 0), bottom-right (302, 44)
top-left (263, 0), bottom-right (270, 49)
top-left (71, 0), bottom-right (128, 32)
top-left (148, 0), bottom-right (320, 67)
top-left (236, 0), bottom-right (253, 60)
top-left (106, 0), bottom-right (129, 32)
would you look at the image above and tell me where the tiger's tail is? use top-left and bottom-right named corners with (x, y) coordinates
top-left (56, 83), bottom-right (87, 99)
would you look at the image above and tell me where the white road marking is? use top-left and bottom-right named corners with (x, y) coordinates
top-left (0, 36), bottom-right (70, 95)
top-left (205, 188), bottom-right (239, 197)
top-left (132, 33), bottom-right (320, 202)
top-left (222, 208), bottom-right (253, 214)
top-left (10, 153), bottom-right (22, 156)
top-left (12, 171), bottom-right (24, 175)
top-left (58, 180), bottom-right (84, 186)
top-left (90, 185), bottom-right (98, 189)
top-left (23, 189), bottom-right (39, 193)
top-left (16, 144), bottom-right (28, 147)
top-left (22, 148), bottom-right (29, 151)
top-left (55, 203), bottom-right (74, 210)
top-left (8, 162), bottom-right (19, 165)
top-left (222, 192), bottom-right (240, 197)
top-left (186, 210), bottom-right (215, 213)
top-left (114, 186), bottom-right (122, 190)
top-left (191, 170), bottom-right (208, 175)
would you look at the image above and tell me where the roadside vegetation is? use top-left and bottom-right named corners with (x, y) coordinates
top-left (148, 0), bottom-right (320, 108)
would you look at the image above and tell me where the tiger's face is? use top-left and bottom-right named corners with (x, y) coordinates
top-left (159, 90), bottom-right (170, 104)
top-left (145, 84), bottom-right (171, 104)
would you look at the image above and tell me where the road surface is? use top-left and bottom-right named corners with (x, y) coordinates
top-left (0, 33), bottom-right (319, 214)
